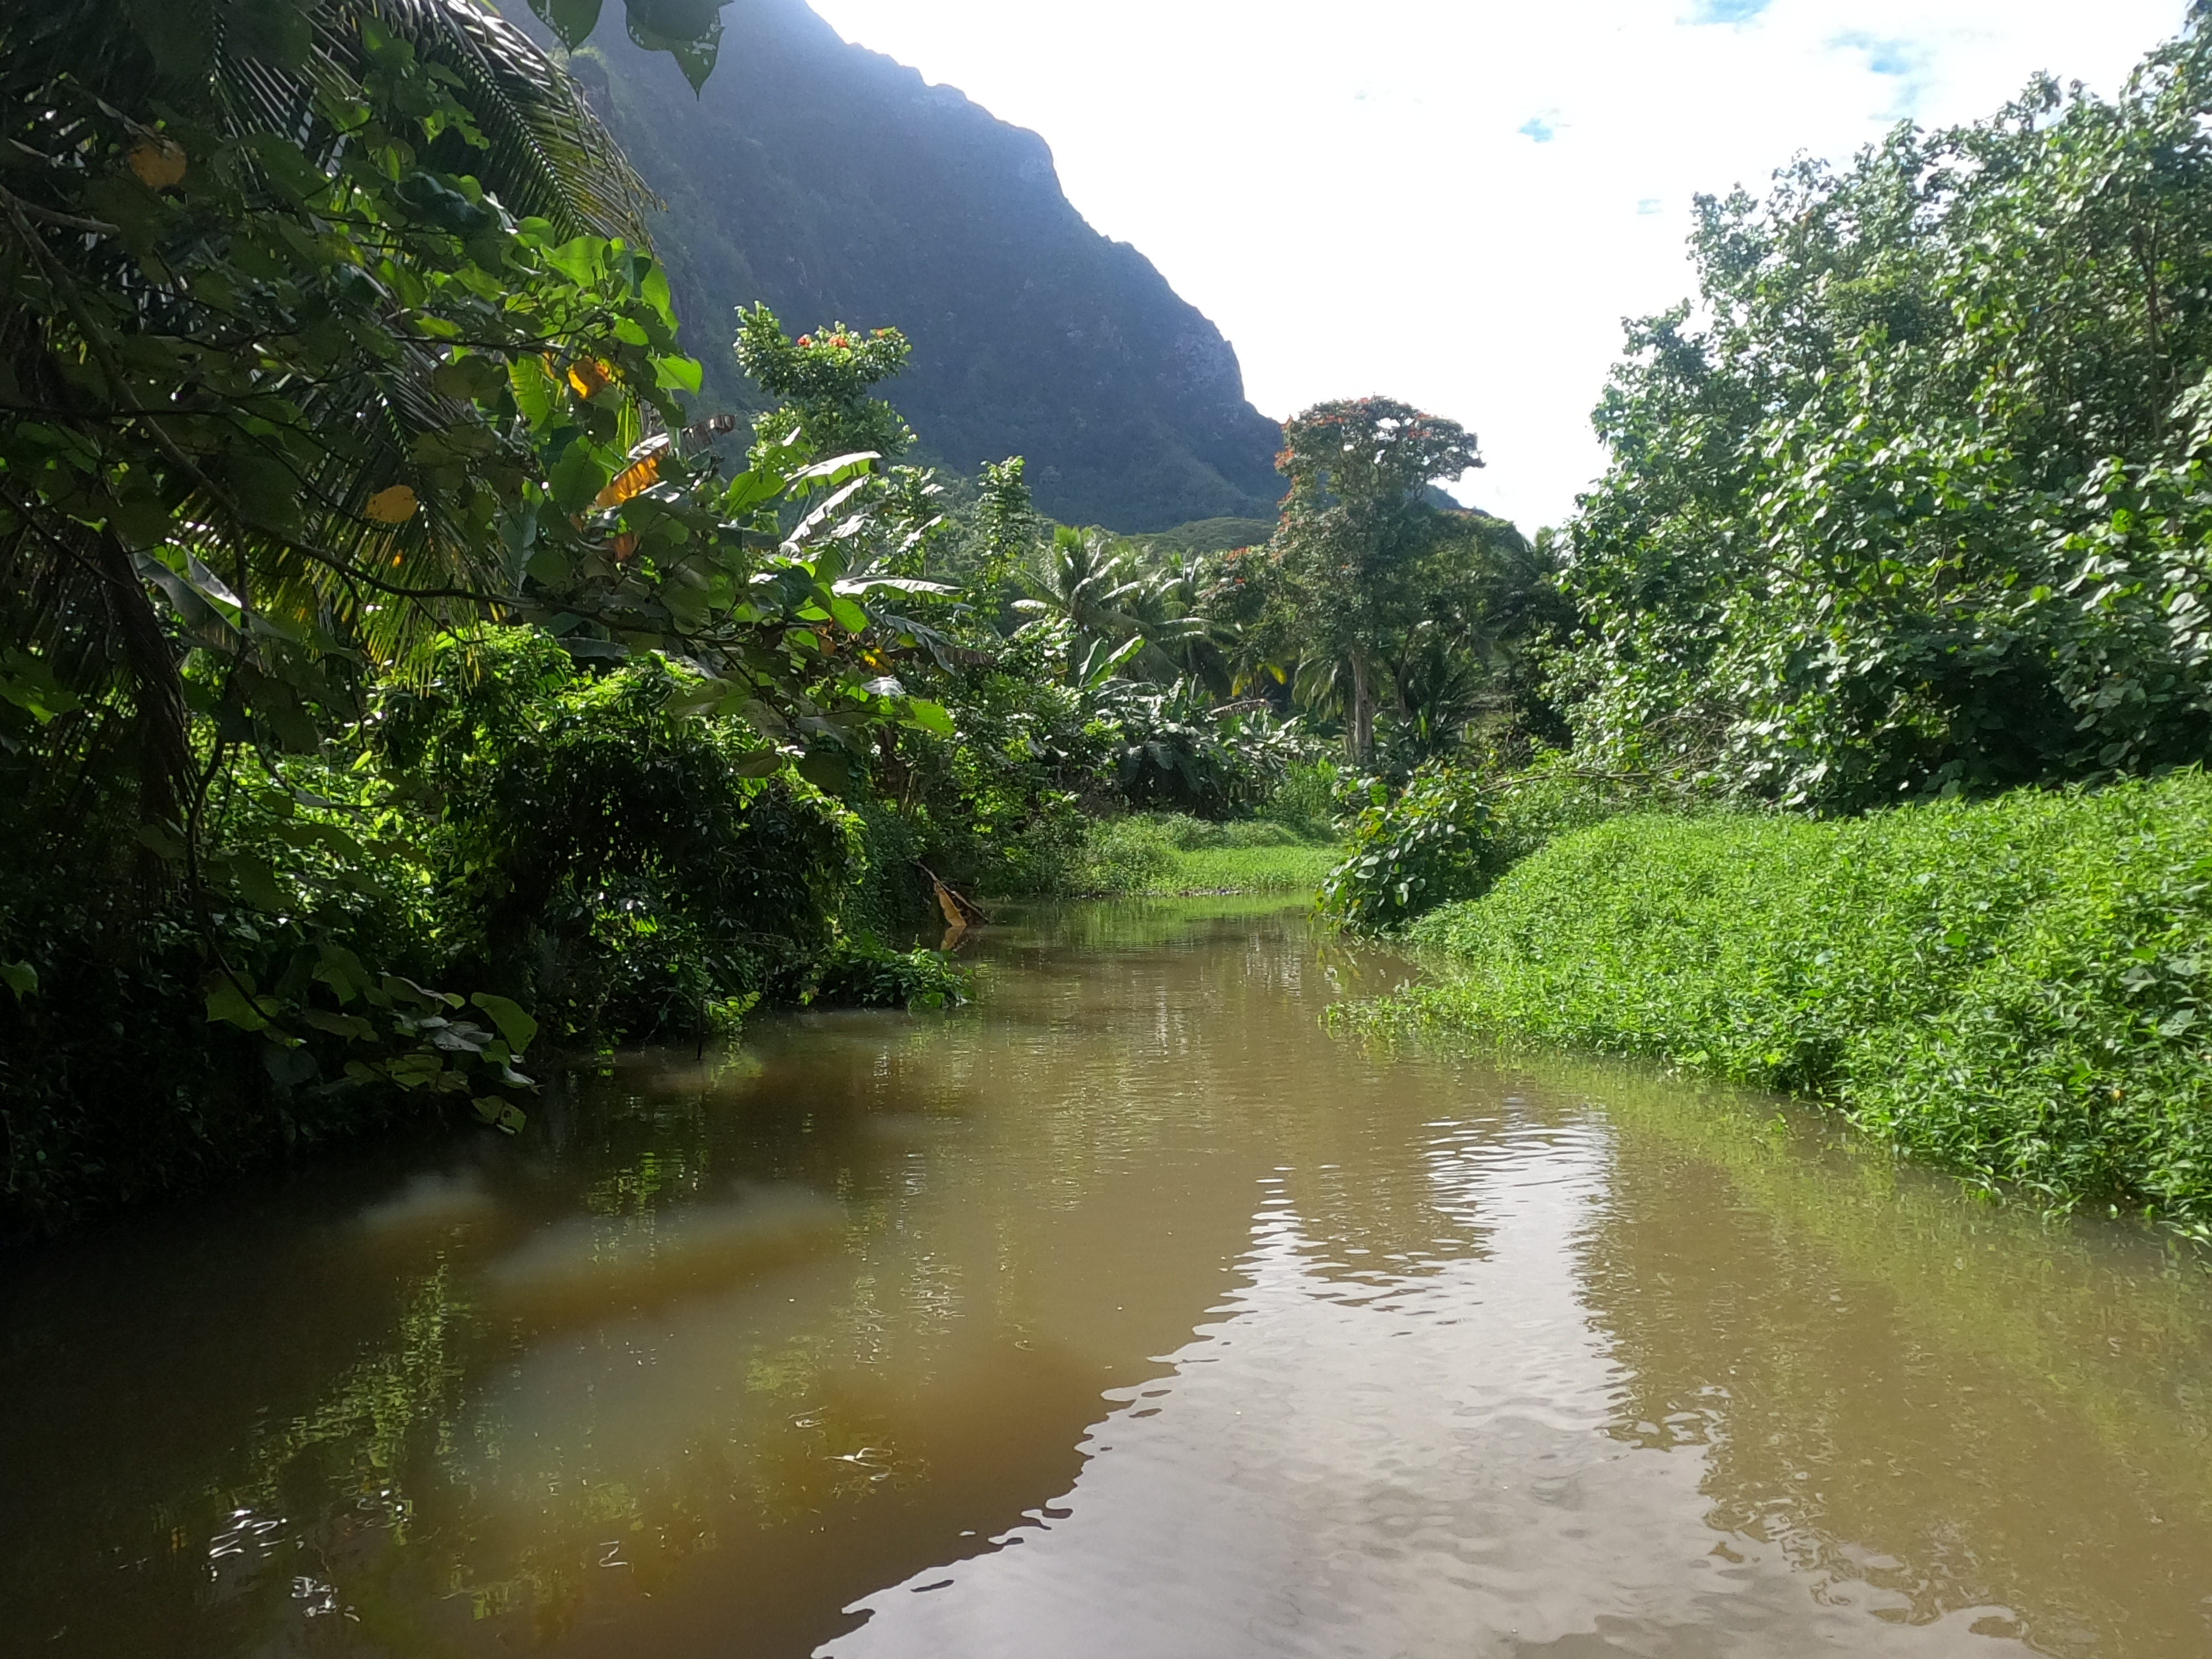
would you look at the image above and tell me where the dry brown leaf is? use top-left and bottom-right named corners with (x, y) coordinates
top-left (129, 138), bottom-right (186, 190)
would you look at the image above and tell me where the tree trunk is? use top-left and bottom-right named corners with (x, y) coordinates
top-left (1349, 649), bottom-right (1375, 765)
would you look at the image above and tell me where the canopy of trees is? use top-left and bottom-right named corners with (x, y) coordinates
top-left (1559, 20), bottom-right (2212, 809)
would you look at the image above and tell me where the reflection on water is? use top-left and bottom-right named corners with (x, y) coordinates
top-left (2, 897), bottom-right (2210, 1657)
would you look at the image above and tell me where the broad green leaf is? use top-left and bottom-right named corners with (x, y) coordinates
top-left (787, 452), bottom-right (879, 488)
top-left (300, 1008), bottom-right (377, 1041)
top-left (313, 942), bottom-right (375, 1006)
top-left (135, 551), bottom-right (239, 635)
top-left (510, 356), bottom-right (559, 427)
top-left (469, 992), bottom-right (540, 1057)
top-left (133, 822), bottom-right (187, 860)
top-left (0, 961), bottom-right (36, 1000)
top-left (795, 749), bottom-right (851, 794)
top-left (721, 468), bottom-right (781, 515)
top-left (529, 0), bottom-right (606, 48)
top-left (431, 354), bottom-right (509, 403)
top-left (206, 979), bottom-right (277, 1032)
top-left (217, 852), bottom-right (290, 913)
top-left (654, 354), bottom-right (704, 395)
top-left (222, 448), bottom-right (304, 532)
top-left (107, 494), bottom-right (174, 550)
top-left (0, 649), bottom-right (82, 724)
top-left (549, 438), bottom-right (613, 514)
top-left (474, 1096), bottom-right (529, 1134)
top-left (900, 697), bottom-right (955, 737)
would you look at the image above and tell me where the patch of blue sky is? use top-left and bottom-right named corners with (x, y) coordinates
top-left (1691, 0), bottom-right (1772, 24)
top-left (1833, 31), bottom-right (1928, 114)
top-left (1835, 32), bottom-right (1919, 77)
top-left (1519, 115), bottom-right (1557, 142)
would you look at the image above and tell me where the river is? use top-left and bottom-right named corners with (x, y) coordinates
top-left (4, 899), bottom-right (2210, 1656)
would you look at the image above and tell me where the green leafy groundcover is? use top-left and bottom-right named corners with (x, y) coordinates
top-left (1355, 773), bottom-right (2212, 1228)
top-left (1070, 813), bottom-right (1341, 898)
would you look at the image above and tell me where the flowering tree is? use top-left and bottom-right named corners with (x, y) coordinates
top-left (733, 304), bottom-right (916, 460)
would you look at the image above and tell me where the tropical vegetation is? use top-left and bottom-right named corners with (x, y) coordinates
top-left (1355, 776), bottom-right (2212, 1230)
top-left (0, 0), bottom-right (1558, 1230)
top-left (14, 0), bottom-right (2212, 1235)
top-left (1330, 13), bottom-right (2212, 1229)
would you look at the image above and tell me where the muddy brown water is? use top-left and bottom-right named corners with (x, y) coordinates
top-left (4, 899), bottom-right (2212, 1657)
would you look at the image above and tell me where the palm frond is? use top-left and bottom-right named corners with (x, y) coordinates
top-left (369, 1), bottom-right (653, 239)
top-left (2, 0), bottom-right (659, 823)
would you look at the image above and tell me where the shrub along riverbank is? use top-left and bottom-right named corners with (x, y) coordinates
top-left (1344, 773), bottom-right (2212, 1230)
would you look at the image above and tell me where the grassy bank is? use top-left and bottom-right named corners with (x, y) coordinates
top-left (1349, 772), bottom-right (2212, 1228)
top-left (1072, 815), bottom-right (1341, 898)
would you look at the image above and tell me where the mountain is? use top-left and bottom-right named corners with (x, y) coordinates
top-left (502, 0), bottom-right (1286, 531)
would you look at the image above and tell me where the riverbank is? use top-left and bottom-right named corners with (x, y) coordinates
top-left (14, 899), bottom-right (2212, 1656)
top-left (1070, 814), bottom-right (1341, 898)
top-left (1340, 771), bottom-right (2212, 1230)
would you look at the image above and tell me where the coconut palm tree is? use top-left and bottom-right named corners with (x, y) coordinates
top-left (1010, 527), bottom-right (1200, 684)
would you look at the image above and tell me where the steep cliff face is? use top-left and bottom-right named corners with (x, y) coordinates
top-left (517, 0), bottom-right (1284, 530)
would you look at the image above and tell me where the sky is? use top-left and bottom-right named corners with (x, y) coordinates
top-left (803, 0), bottom-right (2188, 530)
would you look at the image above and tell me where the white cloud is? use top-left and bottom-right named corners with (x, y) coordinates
top-left (806, 0), bottom-right (2188, 529)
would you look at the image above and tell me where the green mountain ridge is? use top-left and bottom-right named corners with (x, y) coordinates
top-left (502, 0), bottom-right (1286, 530)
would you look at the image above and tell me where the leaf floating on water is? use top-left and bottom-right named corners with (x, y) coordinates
top-left (365, 484), bottom-right (418, 524)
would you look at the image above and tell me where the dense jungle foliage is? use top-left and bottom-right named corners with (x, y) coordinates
top-left (1364, 775), bottom-right (2212, 1232)
top-left (1328, 12), bottom-right (2212, 1228)
top-left (0, 0), bottom-right (1553, 1229)
top-left (14, 0), bottom-right (2212, 1234)
top-left (1556, 20), bottom-right (2212, 811)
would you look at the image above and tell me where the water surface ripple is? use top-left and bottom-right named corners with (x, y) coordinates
top-left (3, 900), bottom-right (2209, 1657)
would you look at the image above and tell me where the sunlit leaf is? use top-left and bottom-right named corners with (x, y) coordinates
top-left (594, 439), bottom-right (667, 508)
top-left (566, 357), bottom-right (615, 398)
